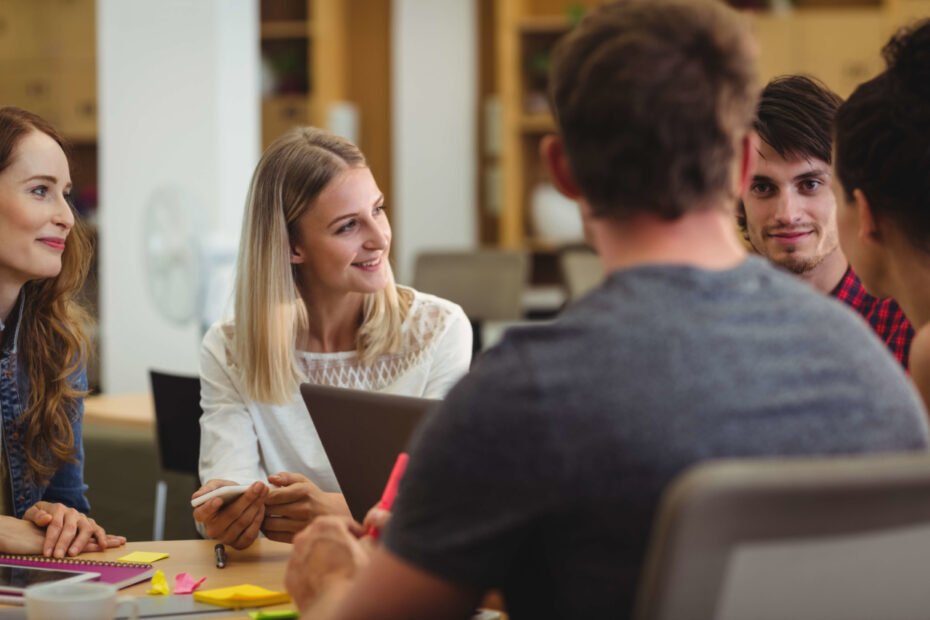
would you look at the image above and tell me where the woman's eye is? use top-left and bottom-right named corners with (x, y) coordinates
top-left (374, 205), bottom-right (386, 215)
top-left (30, 185), bottom-right (49, 198)
top-left (337, 220), bottom-right (358, 234)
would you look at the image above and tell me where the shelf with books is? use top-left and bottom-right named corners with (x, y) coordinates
top-left (490, 0), bottom-right (928, 252)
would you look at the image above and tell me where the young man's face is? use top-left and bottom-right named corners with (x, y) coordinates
top-left (742, 141), bottom-right (840, 275)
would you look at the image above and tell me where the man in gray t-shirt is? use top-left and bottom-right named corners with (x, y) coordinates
top-left (384, 257), bottom-right (927, 618)
top-left (283, 2), bottom-right (929, 619)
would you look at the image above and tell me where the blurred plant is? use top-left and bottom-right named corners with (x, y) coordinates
top-left (567, 3), bottom-right (586, 25)
top-left (261, 41), bottom-right (308, 94)
top-left (526, 49), bottom-right (551, 93)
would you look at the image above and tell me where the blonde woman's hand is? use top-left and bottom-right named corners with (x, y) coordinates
top-left (263, 472), bottom-right (352, 543)
top-left (192, 479), bottom-right (268, 550)
top-left (23, 502), bottom-right (124, 557)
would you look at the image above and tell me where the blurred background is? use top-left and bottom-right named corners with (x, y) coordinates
top-left (1, 0), bottom-right (927, 538)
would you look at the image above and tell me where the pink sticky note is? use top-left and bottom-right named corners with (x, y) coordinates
top-left (174, 572), bottom-right (207, 595)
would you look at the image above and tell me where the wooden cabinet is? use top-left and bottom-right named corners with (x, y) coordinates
top-left (0, 0), bottom-right (97, 140)
top-left (491, 0), bottom-right (927, 251)
top-left (895, 0), bottom-right (930, 21)
top-left (262, 95), bottom-right (310, 146)
top-left (750, 8), bottom-right (892, 97)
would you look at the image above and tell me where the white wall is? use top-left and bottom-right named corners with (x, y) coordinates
top-left (392, 0), bottom-right (477, 284)
top-left (98, 0), bottom-right (259, 392)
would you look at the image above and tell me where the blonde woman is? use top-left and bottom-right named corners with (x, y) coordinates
top-left (192, 128), bottom-right (472, 549)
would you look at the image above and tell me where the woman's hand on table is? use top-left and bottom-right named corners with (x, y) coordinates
top-left (262, 472), bottom-right (351, 543)
top-left (192, 479), bottom-right (268, 550)
top-left (22, 502), bottom-right (126, 557)
top-left (285, 515), bottom-right (370, 611)
top-left (0, 515), bottom-right (48, 555)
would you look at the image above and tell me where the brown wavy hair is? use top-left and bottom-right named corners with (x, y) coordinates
top-left (0, 107), bottom-right (93, 484)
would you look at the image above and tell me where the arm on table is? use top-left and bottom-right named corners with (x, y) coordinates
top-left (196, 327), bottom-right (268, 548)
top-left (34, 372), bottom-right (126, 557)
top-left (286, 516), bottom-right (480, 620)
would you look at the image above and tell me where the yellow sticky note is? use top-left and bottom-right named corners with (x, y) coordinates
top-left (118, 551), bottom-right (170, 563)
top-left (147, 569), bottom-right (170, 596)
top-left (193, 584), bottom-right (291, 609)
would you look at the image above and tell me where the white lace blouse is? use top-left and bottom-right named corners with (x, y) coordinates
top-left (198, 288), bottom-right (472, 491)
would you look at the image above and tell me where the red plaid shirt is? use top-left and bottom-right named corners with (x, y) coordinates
top-left (831, 266), bottom-right (914, 370)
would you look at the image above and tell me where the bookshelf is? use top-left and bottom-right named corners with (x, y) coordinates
top-left (259, 0), bottom-right (392, 216)
top-left (487, 0), bottom-right (930, 250)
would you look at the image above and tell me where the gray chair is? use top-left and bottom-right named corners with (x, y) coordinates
top-left (558, 245), bottom-right (601, 301)
top-left (635, 454), bottom-right (930, 620)
top-left (412, 249), bottom-right (529, 321)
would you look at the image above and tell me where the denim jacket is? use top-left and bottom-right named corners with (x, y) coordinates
top-left (0, 294), bottom-right (90, 518)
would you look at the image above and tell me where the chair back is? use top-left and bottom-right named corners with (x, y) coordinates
top-left (149, 370), bottom-right (202, 475)
top-left (635, 454), bottom-right (930, 620)
top-left (412, 249), bottom-right (529, 321)
top-left (558, 245), bottom-right (601, 301)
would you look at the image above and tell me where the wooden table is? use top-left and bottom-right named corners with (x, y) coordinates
top-left (88, 539), bottom-right (292, 619)
top-left (83, 393), bottom-right (155, 431)
top-left (0, 539), bottom-right (507, 619)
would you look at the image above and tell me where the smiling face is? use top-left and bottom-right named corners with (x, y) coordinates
top-left (742, 141), bottom-right (840, 276)
top-left (289, 166), bottom-right (391, 301)
top-left (0, 130), bottom-right (74, 288)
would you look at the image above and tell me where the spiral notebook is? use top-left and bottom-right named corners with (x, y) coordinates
top-left (0, 554), bottom-right (153, 590)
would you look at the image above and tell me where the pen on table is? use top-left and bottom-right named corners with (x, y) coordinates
top-left (366, 452), bottom-right (409, 539)
top-left (214, 543), bottom-right (227, 569)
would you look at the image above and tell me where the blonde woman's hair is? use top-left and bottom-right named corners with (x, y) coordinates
top-left (233, 127), bottom-right (411, 404)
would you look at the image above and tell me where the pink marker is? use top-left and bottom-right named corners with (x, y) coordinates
top-left (367, 452), bottom-right (409, 539)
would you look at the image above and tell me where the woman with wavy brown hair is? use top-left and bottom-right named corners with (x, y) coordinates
top-left (0, 107), bottom-right (125, 557)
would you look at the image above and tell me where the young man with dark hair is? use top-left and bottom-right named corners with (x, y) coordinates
top-left (738, 75), bottom-right (913, 368)
top-left (282, 2), bottom-right (928, 619)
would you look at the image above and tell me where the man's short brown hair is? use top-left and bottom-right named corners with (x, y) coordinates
top-left (548, 0), bottom-right (758, 220)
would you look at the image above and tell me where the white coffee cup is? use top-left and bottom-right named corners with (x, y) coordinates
top-left (24, 582), bottom-right (139, 620)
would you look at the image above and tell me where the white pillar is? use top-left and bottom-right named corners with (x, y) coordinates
top-left (97, 0), bottom-right (259, 392)
top-left (392, 0), bottom-right (477, 284)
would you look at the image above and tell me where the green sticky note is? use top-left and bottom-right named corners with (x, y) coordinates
top-left (248, 611), bottom-right (299, 620)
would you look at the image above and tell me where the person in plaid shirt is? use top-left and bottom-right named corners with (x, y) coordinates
top-left (737, 75), bottom-right (913, 368)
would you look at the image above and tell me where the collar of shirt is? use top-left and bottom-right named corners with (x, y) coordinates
top-left (0, 292), bottom-right (25, 355)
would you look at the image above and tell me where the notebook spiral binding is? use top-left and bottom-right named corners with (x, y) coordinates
top-left (0, 554), bottom-right (152, 568)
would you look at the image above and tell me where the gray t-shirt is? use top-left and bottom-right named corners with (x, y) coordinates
top-left (384, 256), bottom-right (929, 619)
